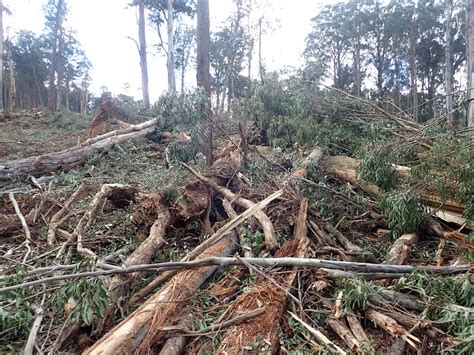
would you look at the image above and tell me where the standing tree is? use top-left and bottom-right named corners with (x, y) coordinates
top-left (446, 0), bottom-right (454, 125)
top-left (468, 0), bottom-right (474, 127)
top-left (138, 0), bottom-right (150, 109)
top-left (0, 0), bottom-right (4, 112)
top-left (167, 0), bottom-right (176, 92)
top-left (145, 0), bottom-right (195, 93)
top-left (196, 0), bottom-right (212, 165)
top-left (174, 23), bottom-right (195, 94)
top-left (45, 0), bottom-right (66, 113)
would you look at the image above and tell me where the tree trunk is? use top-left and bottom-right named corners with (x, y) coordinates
top-left (47, 0), bottom-right (64, 113)
top-left (445, 0), bottom-right (454, 126)
top-left (196, 0), bottom-right (212, 166)
top-left (0, 0), bottom-right (4, 112)
top-left (0, 118), bottom-right (158, 185)
top-left (219, 1), bottom-right (243, 114)
top-left (467, 0), bottom-right (474, 127)
top-left (258, 17), bottom-right (264, 83)
top-left (167, 0), bottom-right (176, 92)
top-left (138, 0), bottom-right (150, 109)
top-left (7, 41), bottom-right (15, 111)
top-left (196, 0), bottom-right (211, 95)
top-left (410, 5), bottom-right (419, 121)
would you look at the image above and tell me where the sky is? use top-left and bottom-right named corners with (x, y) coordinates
top-left (3, 0), bottom-right (327, 100)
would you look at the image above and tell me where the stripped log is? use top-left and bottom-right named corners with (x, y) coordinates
top-left (365, 309), bottom-right (420, 349)
top-left (385, 233), bottom-right (419, 264)
top-left (216, 198), bottom-right (309, 353)
top-left (0, 118), bottom-right (158, 185)
top-left (96, 196), bottom-right (170, 335)
top-left (84, 231), bottom-right (238, 355)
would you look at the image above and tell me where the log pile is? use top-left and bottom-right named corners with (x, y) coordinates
top-left (0, 127), bottom-right (472, 354)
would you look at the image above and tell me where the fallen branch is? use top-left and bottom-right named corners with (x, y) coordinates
top-left (182, 162), bottom-right (279, 250)
top-left (47, 184), bottom-right (85, 245)
top-left (9, 192), bottom-right (32, 243)
top-left (23, 294), bottom-right (46, 355)
top-left (288, 311), bottom-right (347, 355)
top-left (1, 258), bottom-right (469, 293)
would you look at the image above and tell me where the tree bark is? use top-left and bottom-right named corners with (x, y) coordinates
top-left (47, 0), bottom-right (64, 113)
top-left (196, 0), bottom-right (212, 165)
top-left (7, 41), bottom-right (15, 111)
top-left (196, 0), bottom-right (211, 95)
top-left (467, 0), bottom-right (474, 127)
top-left (138, 0), bottom-right (150, 109)
top-left (167, 0), bottom-right (176, 92)
top-left (410, 4), bottom-right (419, 121)
top-left (0, 0), bottom-right (4, 112)
top-left (445, 0), bottom-right (454, 126)
top-left (84, 232), bottom-right (238, 354)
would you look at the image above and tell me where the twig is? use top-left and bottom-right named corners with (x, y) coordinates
top-left (1, 257), bottom-right (468, 293)
top-left (168, 308), bottom-right (265, 336)
top-left (9, 192), bottom-right (32, 243)
top-left (288, 311), bottom-right (347, 355)
top-left (24, 293), bottom-right (46, 355)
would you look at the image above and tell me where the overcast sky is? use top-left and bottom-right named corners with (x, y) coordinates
top-left (4, 0), bottom-right (328, 100)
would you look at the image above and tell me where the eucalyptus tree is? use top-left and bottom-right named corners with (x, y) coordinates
top-left (44, 0), bottom-right (66, 112)
top-left (305, 3), bottom-right (353, 90)
top-left (145, 0), bottom-right (195, 93)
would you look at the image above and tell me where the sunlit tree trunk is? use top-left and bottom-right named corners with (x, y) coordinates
top-left (138, 0), bottom-right (150, 109)
top-left (167, 0), bottom-right (176, 92)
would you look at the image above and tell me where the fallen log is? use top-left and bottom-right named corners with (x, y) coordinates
top-left (0, 118), bottom-right (158, 185)
top-left (365, 309), bottom-right (420, 349)
top-left (127, 189), bottom-right (282, 305)
top-left (217, 198), bottom-right (310, 353)
top-left (83, 231), bottom-right (238, 355)
top-left (96, 196), bottom-right (170, 335)
top-left (385, 233), bottom-right (419, 264)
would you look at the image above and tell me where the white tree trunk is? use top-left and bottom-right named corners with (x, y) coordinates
top-left (167, 0), bottom-right (176, 92)
top-left (468, 0), bottom-right (474, 127)
top-left (0, 0), bottom-right (3, 112)
top-left (445, 0), bottom-right (453, 126)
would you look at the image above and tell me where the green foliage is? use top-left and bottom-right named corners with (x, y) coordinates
top-left (413, 135), bottom-right (474, 221)
top-left (379, 190), bottom-right (424, 239)
top-left (0, 267), bottom-right (32, 338)
top-left (241, 226), bottom-right (264, 255)
top-left (341, 279), bottom-right (379, 312)
top-left (152, 89), bottom-right (211, 132)
top-left (357, 147), bottom-right (399, 191)
top-left (395, 273), bottom-right (473, 309)
top-left (55, 276), bottom-right (109, 326)
top-left (166, 139), bottom-right (198, 163)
